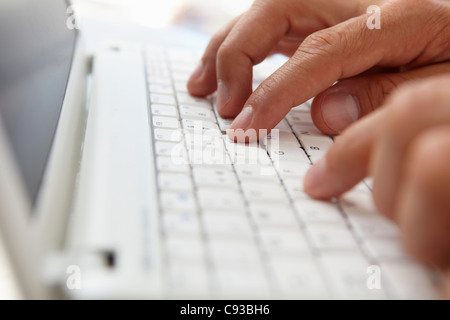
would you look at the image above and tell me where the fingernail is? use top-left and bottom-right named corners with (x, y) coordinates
top-left (303, 158), bottom-right (326, 196)
top-left (216, 80), bottom-right (230, 113)
top-left (188, 61), bottom-right (204, 83)
top-left (230, 105), bottom-right (253, 130)
top-left (321, 91), bottom-right (360, 133)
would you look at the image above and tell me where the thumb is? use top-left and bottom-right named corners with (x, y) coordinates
top-left (311, 62), bottom-right (450, 135)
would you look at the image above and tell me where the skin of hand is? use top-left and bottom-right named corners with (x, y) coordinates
top-left (187, 0), bottom-right (450, 140)
top-left (304, 75), bottom-right (450, 298)
top-left (187, 0), bottom-right (450, 298)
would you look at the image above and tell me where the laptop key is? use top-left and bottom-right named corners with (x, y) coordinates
top-left (275, 161), bottom-right (310, 179)
top-left (297, 134), bottom-right (333, 163)
top-left (149, 83), bottom-right (174, 95)
top-left (151, 104), bottom-right (178, 117)
top-left (177, 92), bottom-right (212, 108)
top-left (267, 142), bottom-right (310, 164)
top-left (179, 105), bottom-right (215, 121)
top-left (182, 118), bottom-right (220, 134)
top-left (162, 211), bottom-right (200, 236)
top-left (147, 75), bottom-right (172, 85)
top-left (286, 110), bottom-right (313, 125)
top-left (192, 167), bottom-right (239, 189)
top-left (234, 164), bottom-right (278, 182)
top-left (153, 116), bottom-right (180, 129)
top-left (202, 213), bottom-right (253, 239)
top-left (160, 191), bottom-right (197, 212)
top-left (214, 265), bottom-right (270, 298)
top-left (294, 199), bottom-right (346, 224)
top-left (197, 188), bottom-right (245, 212)
top-left (156, 156), bottom-right (189, 173)
top-left (319, 252), bottom-right (388, 299)
top-left (258, 227), bottom-right (311, 257)
top-left (155, 141), bottom-right (186, 158)
top-left (270, 257), bottom-right (329, 299)
top-left (168, 262), bottom-right (210, 296)
top-left (249, 203), bottom-right (297, 227)
top-left (208, 239), bottom-right (261, 267)
top-left (153, 128), bottom-right (183, 142)
top-left (216, 116), bottom-right (233, 132)
top-left (306, 223), bottom-right (359, 251)
top-left (241, 181), bottom-right (288, 202)
top-left (158, 173), bottom-right (192, 191)
top-left (150, 93), bottom-right (176, 105)
top-left (166, 235), bottom-right (204, 262)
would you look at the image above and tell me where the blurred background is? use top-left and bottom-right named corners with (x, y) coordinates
top-left (68, 0), bottom-right (258, 54)
top-left (72, 0), bottom-right (254, 34)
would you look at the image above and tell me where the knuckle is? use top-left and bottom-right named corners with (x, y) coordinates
top-left (299, 16), bottom-right (366, 57)
top-left (216, 43), bottom-right (230, 60)
top-left (252, 66), bottom-right (297, 110)
top-left (255, 80), bottom-right (273, 98)
top-left (216, 44), bottom-right (234, 66)
top-left (299, 29), bottom-right (342, 58)
top-left (249, 79), bottom-right (275, 110)
top-left (201, 50), bottom-right (214, 66)
top-left (294, 19), bottom-right (366, 78)
top-left (203, 31), bottom-right (231, 64)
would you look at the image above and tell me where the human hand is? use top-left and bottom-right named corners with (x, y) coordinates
top-left (187, 0), bottom-right (450, 142)
top-left (303, 75), bottom-right (450, 298)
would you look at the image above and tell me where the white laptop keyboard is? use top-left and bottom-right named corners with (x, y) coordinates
top-left (144, 46), bottom-right (439, 299)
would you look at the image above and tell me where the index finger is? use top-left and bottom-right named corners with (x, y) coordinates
top-left (229, 0), bottom-right (450, 141)
top-left (303, 107), bottom-right (383, 200)
top-left (213, 1), bottom-right (291, 118)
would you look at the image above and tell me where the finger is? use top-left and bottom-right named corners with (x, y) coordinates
top-left (270, 0), bottom-right (386, 53)
top-left (267, 13), bottom-right (334, 58)
top-left (228, 0), bottom-right (450, 142)
top-left (310, 62), bottom-right (450, 135)
top-left (211, 0), bottom-right (365, 119)
top-left (396, 126), bottom-right (450, 269)
top-left (188, 0), bottom-right (369, 100)
top-left (304, 75), bottom-right (450, 204)
top-left (303, 107), bottom-right (384, 200)
top-left (187, 14), bottom-right (242, 97)
top-left (214, 1), bottom-right (290, 118)
top-left (370, 75), bottom-right (450, 217)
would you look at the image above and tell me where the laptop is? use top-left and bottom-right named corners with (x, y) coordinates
top-left (0, 0), bottom-right (443, 300)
